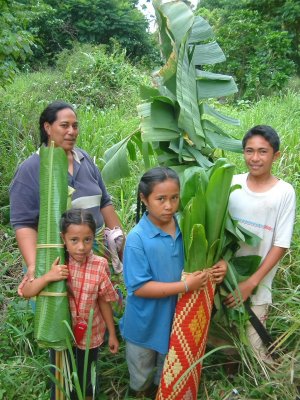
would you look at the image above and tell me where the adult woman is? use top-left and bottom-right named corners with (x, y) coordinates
top-left (9, 101), bottom-right (121, 294)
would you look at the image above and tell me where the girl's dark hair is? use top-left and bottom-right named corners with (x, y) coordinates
top-left (136, 167), bottom-right (180, 223)
top-left (60, 208), bottom-right (96, 236)
top-left (242, 125), bottom-right (280, 153)
top-left (39, 101), bottom-right (76, 146)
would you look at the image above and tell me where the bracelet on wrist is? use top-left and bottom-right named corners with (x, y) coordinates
top-left (182, 277), bottom-right (189, 293)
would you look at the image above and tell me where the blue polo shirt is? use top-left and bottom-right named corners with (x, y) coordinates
top-left (9, 147), bottom-right (112, 230)
top-left (120, 213), bottom-right (184, 354)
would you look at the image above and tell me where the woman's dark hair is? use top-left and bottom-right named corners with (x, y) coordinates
top-left (242, 125), bottom-right (280, 153)
top-left (60, 208), bottom-right (96, 236)
top-left (136, 167), bottom-right (180, 223)
top-left (39, 101), bottom-right (76, 146)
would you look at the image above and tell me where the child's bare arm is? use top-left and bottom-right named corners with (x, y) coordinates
top-left (224, 246), bottom-right (286, 307)
top-left (22, 257), bottom-right (69, 299)
top-left (98, 299), bottom-right (119, 354)
top-left (134, 270), bottom-right (209, 298)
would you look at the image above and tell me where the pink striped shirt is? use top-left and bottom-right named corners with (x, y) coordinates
top-left (68, 252), bottom-right (118, 349)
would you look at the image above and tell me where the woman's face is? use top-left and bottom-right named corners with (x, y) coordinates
top-left (44, 108), bottom-right (78, 152)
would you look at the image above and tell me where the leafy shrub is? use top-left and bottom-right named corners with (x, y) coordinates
top-left (55, 42), bottom-right (148, 110)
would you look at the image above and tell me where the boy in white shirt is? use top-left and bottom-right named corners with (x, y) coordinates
top-left (225, 125), bottom-right (296, 362)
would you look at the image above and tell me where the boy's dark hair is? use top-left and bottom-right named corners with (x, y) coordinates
top-left (242, 125), bottom-right (280, 153)
top-left (136, 167), bottom-right (180, 223)
top-left (60, 208), bottom-right (96, 235)
top-left (39, 101), bottom-right (76, 146)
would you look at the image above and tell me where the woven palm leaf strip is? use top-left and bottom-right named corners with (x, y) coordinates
top-left (34, 143), bottom-right (72, 350)
top-left (156, 275), bottom-right (215, 400)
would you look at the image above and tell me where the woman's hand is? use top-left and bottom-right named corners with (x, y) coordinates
top-left (210, 259), bottom-right (227, 284)
top-left (45, 257), bottom-right (69, 282)
top-left (18, 265), bottom-right (35, 297)
top-left (108, 334), bottom-right (119, 354)
top-left (186, 270), bottom-right (209, 292)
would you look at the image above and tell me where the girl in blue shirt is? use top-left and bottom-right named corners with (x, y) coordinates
top-left (120, 167), bottom-right (226, 399)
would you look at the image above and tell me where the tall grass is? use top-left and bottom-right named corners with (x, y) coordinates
top-left (0, 61), bottom-right (299, 400)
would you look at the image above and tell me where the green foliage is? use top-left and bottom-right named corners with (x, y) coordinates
top-left (199, 1), bottom-right (297, 99)
top-left (0, 0), bottom-right (36, 87)
top-left (55, 42), bottom-right (148, 109)
top-left (102, 1), bottom-right (242, 183)
top-left (27, 0), bottom-right (160, 67)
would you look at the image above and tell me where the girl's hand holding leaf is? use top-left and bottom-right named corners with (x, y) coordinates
top-left (210, 259), bottom-right (227, 284)
top-left (186, 270), bottom-right (209, 292)
top-left (45, 257), bottom-right (69, 282)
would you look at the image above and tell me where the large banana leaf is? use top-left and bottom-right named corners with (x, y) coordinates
top-left (34, 143), bottom-right (71, 349)
top-left (102, 0), bottom-right (240, 183)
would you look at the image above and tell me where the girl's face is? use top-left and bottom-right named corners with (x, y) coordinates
top-left (141, 178), bottom-right (180, 228)
top-left (44, 108), bottom-right (78, 153)
top-left (61, 223), bottom-right (94, 264)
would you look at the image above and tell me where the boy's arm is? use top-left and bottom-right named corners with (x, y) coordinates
top-left (224, 246), bottom-right (286, 308)
top-left (98, 299), bottom-right (119, 354)
top-left (22, 257), bottom-right (68, 299)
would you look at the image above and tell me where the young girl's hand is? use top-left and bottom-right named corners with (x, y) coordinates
top-left (45, 257), bottom-right (69, 282)
top-left (210, 259), bottom-right (227, 284)
top-left (186, 270), bottom-right (208, 292)
top-left (108, 334), bottom-right (119, 354)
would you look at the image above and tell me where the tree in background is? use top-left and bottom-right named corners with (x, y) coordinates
top-left (198, 0), bottom-right (297, 99)
top-left (28, 0), bottom-right (159, 67)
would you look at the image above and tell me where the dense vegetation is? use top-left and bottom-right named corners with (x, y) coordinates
top-left (1, 1), bottom-right (300, 398)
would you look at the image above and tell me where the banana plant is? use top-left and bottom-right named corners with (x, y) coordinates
top-left (102, 0), bottom-right (241, 183)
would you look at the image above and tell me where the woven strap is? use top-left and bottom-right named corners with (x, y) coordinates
top-left (156, 276), bottom-right (215, 399)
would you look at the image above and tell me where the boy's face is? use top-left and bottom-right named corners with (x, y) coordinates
top-left (243, 135), bottom-right (280, 178)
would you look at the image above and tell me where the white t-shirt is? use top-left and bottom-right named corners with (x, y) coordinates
top-left (228, 173), bottom-right (296, 305)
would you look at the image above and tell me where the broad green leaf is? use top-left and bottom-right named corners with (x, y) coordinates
top-left (204, 129), bottom-right (243, 153)
top-left (180, 167), bottom-right (207, 209)
top-left (186, 224), bottom-right (207, 272)
top-left (102, 133), bottom-right (137, 183)
top-left (206, 239), bottom-right (220, 268)
top-left (35, 143), bottom-right (71, 349)
top-left (206, 157), bottom-right (229, 178)
top-left (201, 103), bottom-right (240, 126)
top-left (160, 1), bottom-right (194, 46)
top-left (149, 100), bottom-right (178, 130)
top-left (205, 164), bottom-right (235, 248)
top-left (236, 224), bottom-right (262, 247)
top-left (196, 70), bottom-right (238, 99)
top-left (192, 42), bottom-right (226, 65)
top-left (137, 102), bottom-right (151, 118)
top-left (153, 6), bottom-right (173, 59)
top-left (180, 201), bottom-right (193, 261)
top-left (231, 255), bottom-right (262, 279)
top-left (159, 50), bottom-right (178, 84)
top-left (141, 126), bottom-right (179, 142)
top-left (197, 78), bottom-right (238, 99)
top-left (185, 146), bottom-right (214, 168)
top-left (188, 15), bottom-right (214, 43)
top-left (140, 85), bottom-right (161, 101)
top-left (177, 38), bottom-right (205, 148)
